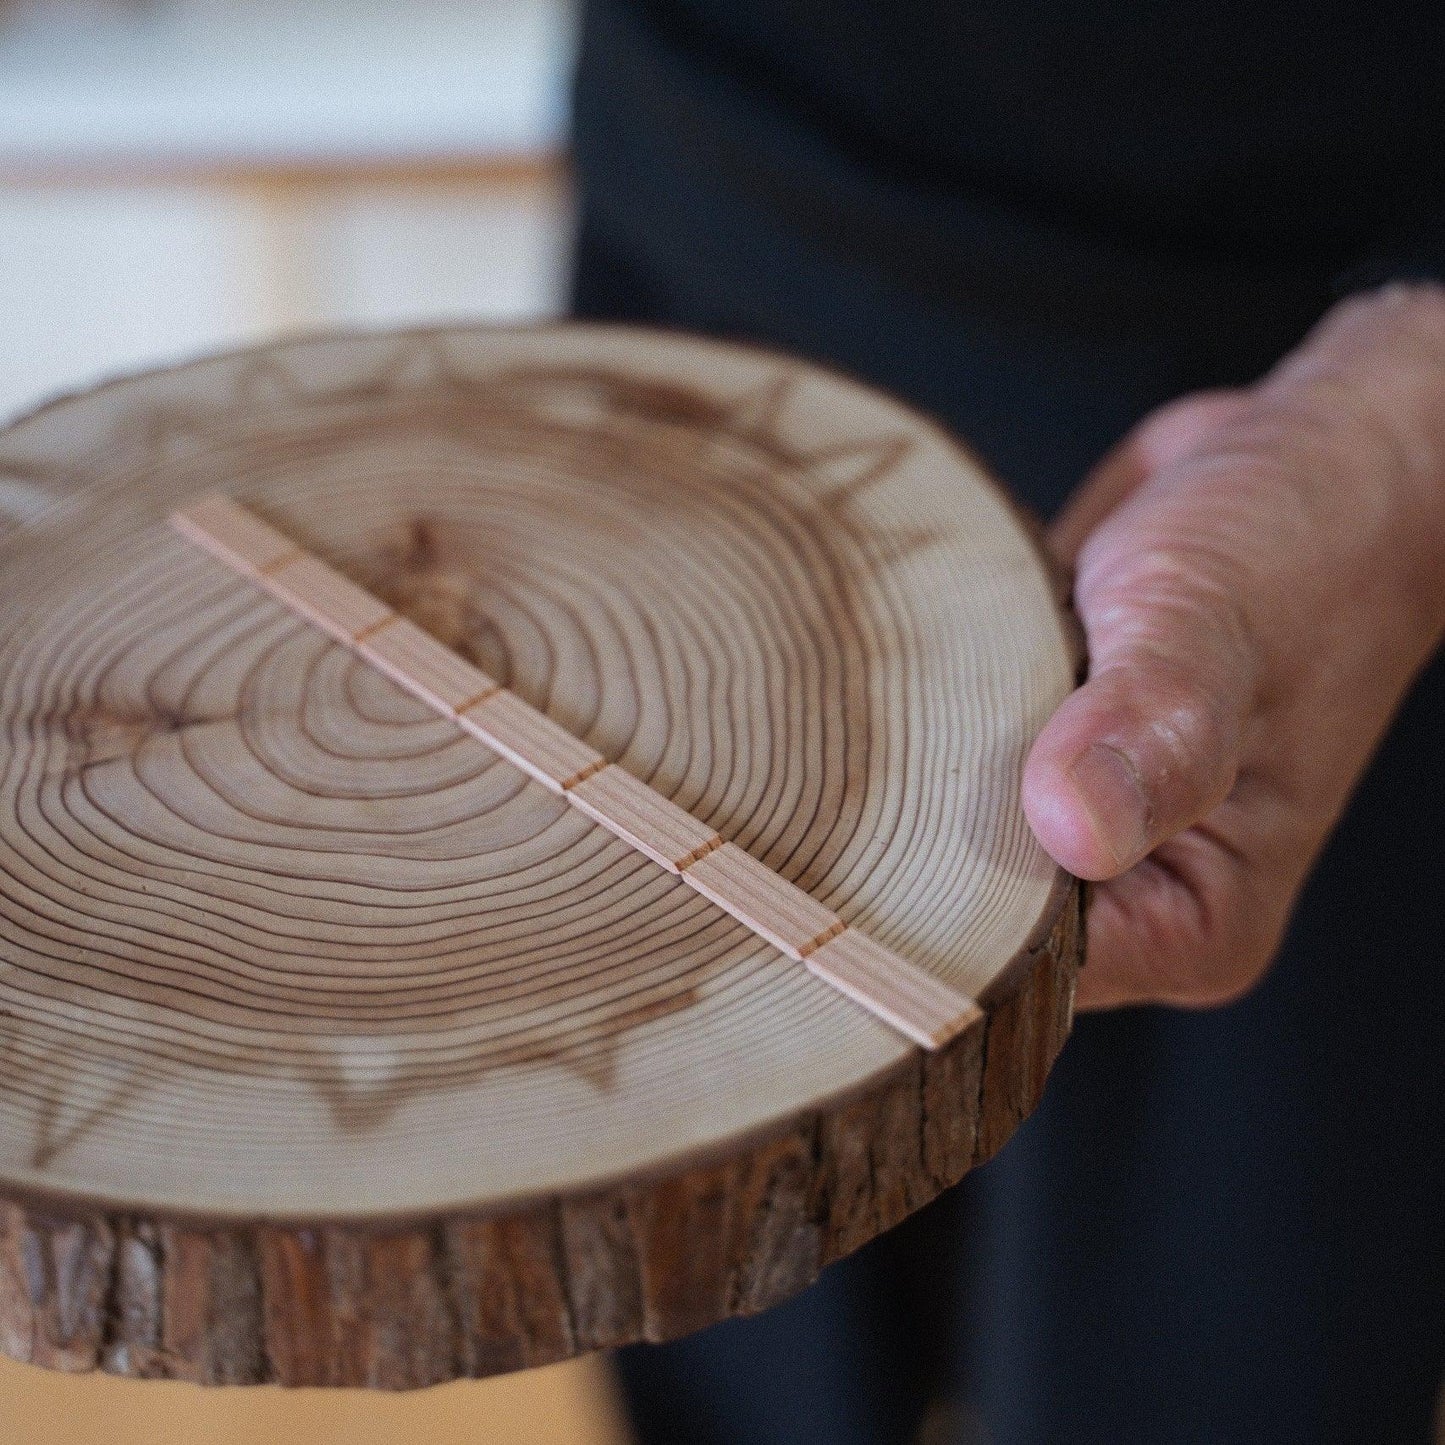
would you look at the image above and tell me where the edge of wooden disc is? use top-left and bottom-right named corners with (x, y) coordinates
top-left (0, 874), bottom-right (1082, 1388)
top-left (0, 323), bottom-right (1086, 1387)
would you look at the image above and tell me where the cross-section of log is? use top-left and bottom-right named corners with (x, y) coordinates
top-left (0, 324), bottom-right (1082, 1389)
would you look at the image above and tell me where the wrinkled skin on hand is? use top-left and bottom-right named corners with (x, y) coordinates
top-left (1023, 284), bottom-right (1445, 1009)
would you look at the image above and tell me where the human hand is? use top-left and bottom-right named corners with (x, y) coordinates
top-left (1023, 284), bottom-right (1445, 1009)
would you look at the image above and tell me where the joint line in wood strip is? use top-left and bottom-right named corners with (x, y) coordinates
top-left (685, 834), bottom-right (725, 866)
top-left (561, 758), bottom-right (608, 790)
top-left (797, 918), bottom-right (847, 958)
top-left (350, 614), bottom-right (400, 644)
top-left (168, 494), bottom-right (982, 1050)
top-left (258, 548), bottom-right (306, 576)
top-left (454, 684), bottom-right (504, 715)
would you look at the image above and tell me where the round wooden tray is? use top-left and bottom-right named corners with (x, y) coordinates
top-left (0, 324), bottom-right (1082, 1388)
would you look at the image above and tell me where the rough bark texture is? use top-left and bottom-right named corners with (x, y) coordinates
top-left (0, 882), bottom-right (1081, 1389)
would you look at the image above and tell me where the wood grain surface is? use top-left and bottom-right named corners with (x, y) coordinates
top-left (172, 494), bottom-right (981, 1048)
top-left (0, 324), bottom-right (1082, 1386)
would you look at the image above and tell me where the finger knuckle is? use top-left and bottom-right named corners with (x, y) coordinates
top-left (1152, 670), bottom-right (1236, 766)
top-left (1093, 540), bottom-right (1251, 648)
top-left (1086, 542), bottom-right (1259, 736)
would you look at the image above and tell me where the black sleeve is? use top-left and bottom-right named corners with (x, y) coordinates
top-left (1332, 226), bottom-right (1445, 297)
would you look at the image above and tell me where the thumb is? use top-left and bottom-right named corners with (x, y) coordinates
top-left (1023, 541), bottom-right (1258, 881)
top-left (1050, 389), bottom-right (1247, 564)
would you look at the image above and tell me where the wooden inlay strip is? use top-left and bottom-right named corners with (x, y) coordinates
top-left (680, 842), bottom-right (844, 961)
top-left (569, 765), bottom-right (723, 873)
top-left (170, 491), bottom-right (301, 575)
top-left (458, 690), bottom-right (607, 794)
top-left (263, 554), bottom-right (394, 645)
top-left (170, 494), bottom-right (981, 1049)
top-left (359, 616), bottom-right (502, 716)
top-left (806, 930), bottom-right (983, 1049)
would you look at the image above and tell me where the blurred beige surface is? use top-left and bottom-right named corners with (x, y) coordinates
top-left (0, 1353), bottom-right (632, 1445)
top-left (0, 169), bottom-right (573, 421)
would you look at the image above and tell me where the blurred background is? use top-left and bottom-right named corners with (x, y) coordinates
top-left (0, 0), bottom-right (631, 1438)
top-left (0, 0), bottom-right (575, 419)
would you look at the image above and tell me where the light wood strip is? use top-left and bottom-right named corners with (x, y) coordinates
top-left (806, 929), bottom-right (983, 1049)
top-left (169, 493), bottom-right (981, 1049)
top-left (359, 615), bottom-right (503, 715)
top-left (459, 690), bottom-right (607, 794)
top-left (262, 553), bottom-right (395, 645)
top-left (680, 842), bottom-right (844, 962)
top-left (171, 493), bottom-right (301, 576)
top-left (569, 765), bottom-right (723, 874)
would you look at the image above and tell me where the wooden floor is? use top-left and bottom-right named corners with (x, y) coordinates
top-left (0, 1353), bottom-right (632, 1445)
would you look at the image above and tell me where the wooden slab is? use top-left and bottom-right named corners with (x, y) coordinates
top-left (0, 323), bottom-right (1081, 1389)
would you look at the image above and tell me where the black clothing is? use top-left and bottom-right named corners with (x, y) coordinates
top-left (570, 3), bottom-right (1445, 1439)
top-left (602, 0), bottom-right (1445, 257)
